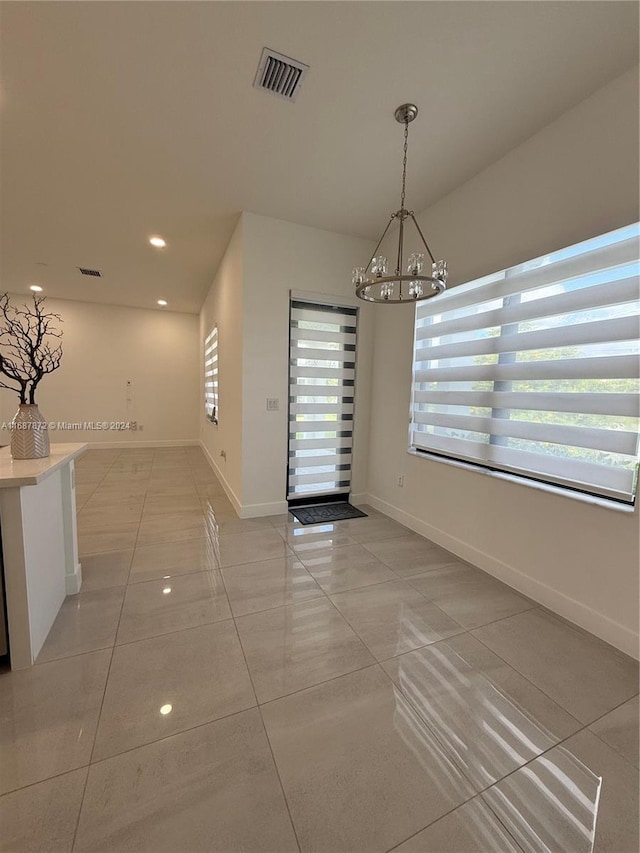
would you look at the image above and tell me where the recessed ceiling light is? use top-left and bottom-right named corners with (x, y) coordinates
top-left (29, 284), bottom-right (43, 292)
top-left (149, 236), bottom-right (166, 248)
top-left (157, 299), bottom-right (168, 306)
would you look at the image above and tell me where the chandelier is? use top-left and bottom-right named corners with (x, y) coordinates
top-left (353, 104), bottom-right (447, 304)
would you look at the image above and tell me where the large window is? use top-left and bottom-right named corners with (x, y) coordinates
top-left (204, 326), bottom-right (218, 424)
top-left (411, 223), bottom-right (640, 504)
top-left (288, 300), bottom-right (357, 500)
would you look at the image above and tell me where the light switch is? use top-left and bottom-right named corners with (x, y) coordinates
top-left (266, 398), bottom-right (279, 411)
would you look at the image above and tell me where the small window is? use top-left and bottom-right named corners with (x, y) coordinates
top-left (204, 326), bottom-right (219, 425)
top-left (410, 222), bottom-right (640, 504)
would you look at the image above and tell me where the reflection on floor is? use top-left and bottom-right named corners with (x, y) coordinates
top-left (1, 447), bottom-right (638, 852)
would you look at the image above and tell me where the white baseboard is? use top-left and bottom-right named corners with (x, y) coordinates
top-left (240, 500), bottom-right (288, 519)
top-left (66, 562), bottom-right (82, 595)
top-left (365, 492), bottom-right (639, 660)
top-left (200, 442), bottom-right (243, 516)
top-left (350, 492), bottom-right (370, 506)
top-left (83, 439), bottom-right (199, 450)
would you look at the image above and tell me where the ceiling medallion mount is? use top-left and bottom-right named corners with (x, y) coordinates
top-left (353, 103), bottom-right (447, 304)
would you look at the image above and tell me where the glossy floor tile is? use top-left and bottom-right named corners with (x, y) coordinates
top-left (482, 729), bottom-right (639, 853)
top-left (92, 621), bottom-right (255, 760)
top-left (341, 515), bottom-right (410, 544)
top-left (116, 570), bottom-right (231, 645)
top-left (222, 555), bottom-right (324, 616)
top-left (37, 586), bottom-right (125, 662)
top-left (473, 608), bottom-right (639, 724)
top-left (80, 549), bottom-right (132, 591)
top-left (136, 508), bottom-right (211, 547)
top-left (217, 527), bottom-right (293, 568)
top-left (76, 710), bottom-right (298, 853)
top-left (0, 650), bottom-right (110, 794)
top-left (408, 562), bottom-right (535, 629)
top-left (299, 543), bottom-right (398, 593)
top-left (0, 768), bottom-right (88, 853)
top-left (261, 665), bottom-right (476, 853)
top-left (331, 580), bottom-right (464, 661)
top-left (2, 447), bottom-right (635, 851)
top-left (276, 521), bottom-right (357, 553)
top-left (129, 537), bottom-right (219, 583)
top-left (78, 522), bottom-right (139, 556)
top-left (236, 597), bottom-right (375, 702)
top-left (383, 635), bottom-right (581, 790)
top-left (391, 796), bottom-right (522, 852)
top-left (363, 533), bottom-right (461, 577)
top-left (589, 695), bottom-right (639, 767)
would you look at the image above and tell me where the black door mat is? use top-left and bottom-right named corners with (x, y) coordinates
top-left (289, 503), bottom-right (368, 525)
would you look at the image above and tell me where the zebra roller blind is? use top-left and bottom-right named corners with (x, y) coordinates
top-left (288, 300), bottom-right (357, 500)
top-left (411, 222), bottom-right (640, 504)
top-left (204, 326), bottom-right (219, 424)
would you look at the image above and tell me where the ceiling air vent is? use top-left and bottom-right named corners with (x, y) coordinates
top-left (253, 48), bottom-right (308, 102)
top-left (78, 267), bottom-right (102, 277)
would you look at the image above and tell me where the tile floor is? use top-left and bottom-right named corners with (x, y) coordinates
top-left (0, 446), bottom-right (638, 852)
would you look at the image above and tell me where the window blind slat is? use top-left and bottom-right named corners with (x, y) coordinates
top-left (289, 301), bottom-right (358, 499)
top-left (412, 411), bottom-right (638, 455)
top-left (290, 403), bottom-right (354, 416)
top-left (290, 383), bottom-right (354, 397)
top-left (411, 222), bottom-right (640, 503)
top-left (292, 366), bottom-right (355, 381)
top-left (290, 420), bottom-right (353, 434)
top-left (418, 235), bottom-right (639, 317)
top-left (291, 327), bottom-right (357, 345)
top-left (413, 390), bottom-right (640, 418)
top-left (415, 272), bottom-right (638, 342)
top-left (289, 436), bottom-right (353, 451)
top-left (411, 430), bottom-right (635, 500)
top-left (289, 453), bottom-right (352, 470)
top-left (414, 354), bottom-right (639, 383)
top-left (417, 315), bottom-right (638, 362)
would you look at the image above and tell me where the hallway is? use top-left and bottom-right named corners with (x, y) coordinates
top-left (1, 447), bottom-right (638, 852)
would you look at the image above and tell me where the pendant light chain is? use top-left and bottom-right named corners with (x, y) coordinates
top-left (400, 118), bottom-right (409, 213)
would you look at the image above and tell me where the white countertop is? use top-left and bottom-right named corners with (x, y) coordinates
top-left (0, 443), bottom-right (88, 488)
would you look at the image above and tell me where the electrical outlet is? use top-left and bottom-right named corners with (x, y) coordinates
top-left (266, 398), bottom-right (279, 411)
top-left (397, 475), bottom-right (404, 487)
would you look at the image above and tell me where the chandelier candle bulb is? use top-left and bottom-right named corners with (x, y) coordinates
top-left (353, 103), bottom-right (448, 304)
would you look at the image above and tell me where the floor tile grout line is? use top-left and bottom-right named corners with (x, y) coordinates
top-left (371, 652), bottom-right (593, 853)
top-left (70, 447), bottom-right (135, 851)
top-left (214, 564), bottom-right (303, 852)
top-left (468, 626), bottom-right (626, 729)
top-left (381, 790), bottom-right (527, 853)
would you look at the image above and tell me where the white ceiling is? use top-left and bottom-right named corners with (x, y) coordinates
top-left (1, 1), bottom-right (638, 314)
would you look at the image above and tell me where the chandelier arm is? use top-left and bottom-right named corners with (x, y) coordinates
top-left (409, 212), bottom-right (436, 264)
top-left (364, 215), bottom-right (395, 274)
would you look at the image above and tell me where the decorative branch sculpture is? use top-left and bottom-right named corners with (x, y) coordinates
top-left (0, 294), bottom-right (63, 404)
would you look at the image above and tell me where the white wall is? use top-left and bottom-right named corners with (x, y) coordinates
top-left (240, 212), bottom-right (375, 516)
top-left (0, 296), bottom-right (200, 447)
top-left (199, 216), bottom-right (245, 507)
top-left (367, 68), bottom-right (640, 657)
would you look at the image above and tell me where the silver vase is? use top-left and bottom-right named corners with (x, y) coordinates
top-left (10, 404), bottom-right (50, 460)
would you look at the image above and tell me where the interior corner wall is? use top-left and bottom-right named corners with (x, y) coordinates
top-left (199, 216), bottom-right (244, 509)
top-left (240, 212), bottom-right (376, 517)
top-left (367, 67), bottom-right (640, 657)
top-left (0, 296), bottom-right (200, 448)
